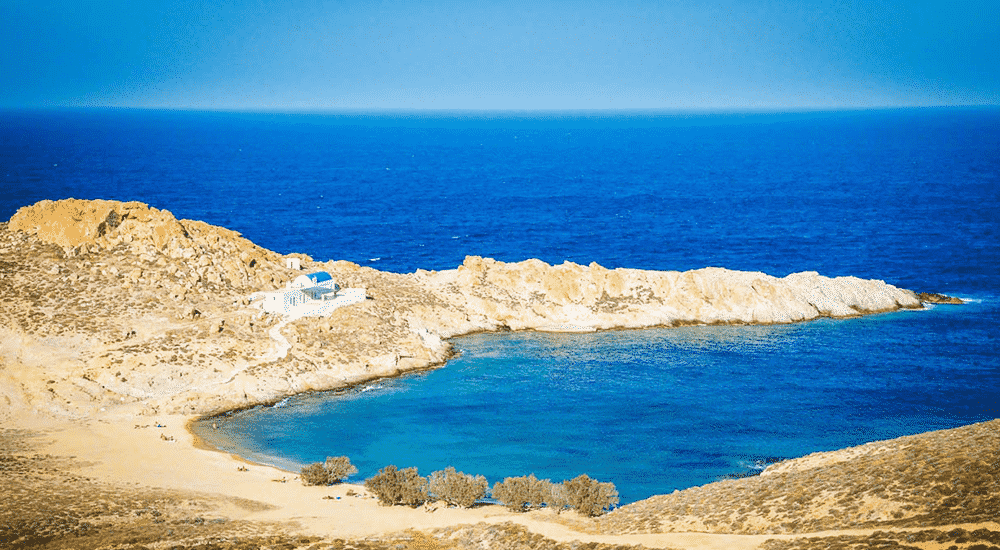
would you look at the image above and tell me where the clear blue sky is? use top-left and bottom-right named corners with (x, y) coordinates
top-left (3, 0), bottom-right (998, 110)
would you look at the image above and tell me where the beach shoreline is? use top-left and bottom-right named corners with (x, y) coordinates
top-left (6, 405), bottom-right (998, 550)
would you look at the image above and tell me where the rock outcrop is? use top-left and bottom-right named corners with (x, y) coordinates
top-left (0, 199), bottom-right (938, 419)
top-left (8, 198), bottom-right (187, 250)
top-left (7, 198), bottom-right (282, 290)
top-left (917, 292), bottom-right (965, 305)
top-left (415, 256), bottom-right (923, 335)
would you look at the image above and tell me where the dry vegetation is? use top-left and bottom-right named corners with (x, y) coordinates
top-left (761, 529), bottom-right (1000, 550)
top-left (280, 523), bottom-right (665, 550)
top-left (0, 428), bottom-right (313, 550)
top-left (598, 420), bottom-right (999, 536)
top-left (423, 523), bottom-right (666, 550)
top-left (1, 429), bottom-right (668, 550)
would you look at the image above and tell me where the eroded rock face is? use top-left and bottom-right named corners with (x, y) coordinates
top-left (8, 199), bottom-right (185, 249)
top-left (7, 198), bottom-right (282, 291)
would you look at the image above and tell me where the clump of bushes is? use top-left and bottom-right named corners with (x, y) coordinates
top-left (361, 464), bottom-right (619, 516)
top-left (547, 482), bottom-right (571, 514)
top-left (564, 473), bottom-right (620, 517)
top-left (365, 465), bottom-right (429, 507)
top-left (300, 455), bottom-right (358, 486)
top-left (428, 467), bottom-right (489, 508)
top-left (490, 473), bottom-right (618, 516)
top-left (492, 474), bottom-right (550, 512)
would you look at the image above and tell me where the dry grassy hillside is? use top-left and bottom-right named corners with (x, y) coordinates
top-left (598, 420), bottom-right (999, 537)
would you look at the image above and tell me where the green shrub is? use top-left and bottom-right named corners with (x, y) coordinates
top-left (491, 474), bottom-right (549, 512)
top-left (428, 467), bottom-right (489, 508)
top-left (299, 456), bottom-right (358, 486)
top-left (564, 474), bottom-right (619, 517)
top-left (365, 465), bottom-right (429, 507)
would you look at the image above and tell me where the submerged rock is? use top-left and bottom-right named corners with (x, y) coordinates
top-left (917, 292), bottom-right (965, 304)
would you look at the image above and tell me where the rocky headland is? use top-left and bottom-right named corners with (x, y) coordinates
top-left (1, 198), bottom-right (931, 418)
top-left (2, 198), bottom-right (994, 550)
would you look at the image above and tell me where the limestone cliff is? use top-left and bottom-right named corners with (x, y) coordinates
top-left (0, 199), bottom-right (937, 420)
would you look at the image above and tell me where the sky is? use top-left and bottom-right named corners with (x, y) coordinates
top-left (2, 0), bottom-right (998, 110)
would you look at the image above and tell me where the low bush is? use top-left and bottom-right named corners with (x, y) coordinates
top-left (564, 474), bottom-right (619, 517)
top-left (300, 463), bottom-right (328, 486)
top-left (428, 467), bottom-right (489, 508)
top-left (324, 456), bottom-right (359, 483)
top-left (491, 474), bottom-right (549, 512)
top-left (547, 482), bottom-right (570, 514)
top-left (365, 465), bottom-right (429, 507)
top-left (299, 455), bottom-right (358, 486)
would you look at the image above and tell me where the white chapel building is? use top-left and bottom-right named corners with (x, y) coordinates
top-left (251, 271), bottom-right (366, 317)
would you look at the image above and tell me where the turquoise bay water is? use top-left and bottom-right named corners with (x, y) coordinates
top-left (196, 299), bottom-right (999, 504)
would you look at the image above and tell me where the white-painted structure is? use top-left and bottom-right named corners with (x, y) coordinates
top-left (250, 271), bottom-right (366, 317)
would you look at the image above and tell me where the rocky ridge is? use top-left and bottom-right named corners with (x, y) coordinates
top-left (1, 198), bottom-right (934, 419)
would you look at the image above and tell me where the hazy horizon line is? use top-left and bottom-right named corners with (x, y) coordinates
top-left (3, 103), bottom-right (998, 116)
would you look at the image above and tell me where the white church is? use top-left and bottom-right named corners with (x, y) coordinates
top-left (251, 271), bottom-right (366, 317)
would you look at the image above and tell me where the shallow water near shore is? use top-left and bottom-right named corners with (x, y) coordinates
top-left (195, 296), bottom-right (1000, 504)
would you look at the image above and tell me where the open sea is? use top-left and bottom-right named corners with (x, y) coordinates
top-left (3, 107), bottom-right (998, 503)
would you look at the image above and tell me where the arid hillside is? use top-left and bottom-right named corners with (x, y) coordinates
top-left (1, 199), bottom-right (457, 417)
top-left (598, 420), bottom-right (999, 536)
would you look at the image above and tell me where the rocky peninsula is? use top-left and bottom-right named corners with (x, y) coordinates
top-left (1, 198), bottom-right (995, 550)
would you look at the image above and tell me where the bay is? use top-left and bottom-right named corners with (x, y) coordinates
top-left (4, 107), bottom-right (998, 503)
top-left (197, 298), bottom-right (998, 504)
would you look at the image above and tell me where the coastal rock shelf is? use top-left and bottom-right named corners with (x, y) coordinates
top-left (1, 198), bottom-right (935, 418)
top-left (415, 256), bottom-right (923, 335)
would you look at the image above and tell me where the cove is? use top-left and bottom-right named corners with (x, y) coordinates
top-left (195, 299), bottom-right (999, 504)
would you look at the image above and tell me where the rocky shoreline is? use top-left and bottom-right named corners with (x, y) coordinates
top-left (1, 198), bottom-right (942, 419)
top-left (2, 198), bottom-right (993, 550)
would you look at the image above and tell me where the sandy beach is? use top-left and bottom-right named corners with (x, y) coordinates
top-left (6, 404), bottom-right (998, 550)
top-left (6, 406), bottom-right (786, 549)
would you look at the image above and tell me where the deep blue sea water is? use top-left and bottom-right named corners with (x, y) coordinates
top-left (3, 107), bottom-right (998, 503)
